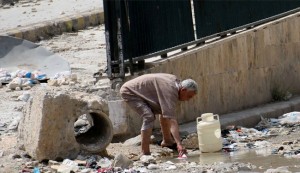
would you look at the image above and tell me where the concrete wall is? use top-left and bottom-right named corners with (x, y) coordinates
top-left (133, 12), bottom-right (300, 124)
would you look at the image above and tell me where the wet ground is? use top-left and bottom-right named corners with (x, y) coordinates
top-left (167, 148), bottom-right (300, 172)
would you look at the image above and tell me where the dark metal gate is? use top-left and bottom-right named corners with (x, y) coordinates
top-left (103, 0), bottom-right (300, 80)
top-left (194, 0), bottom-right (300, 39)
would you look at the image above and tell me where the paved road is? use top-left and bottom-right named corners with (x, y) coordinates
top-left (0, 0), bottom-right (103, 32)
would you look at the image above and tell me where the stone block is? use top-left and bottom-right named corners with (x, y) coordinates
top-left (18, 88), bottom-right (113, 161)
top-left (108, 100), bottom-right (142, 137)
top-left (108, 100), bottom-right (161, 139)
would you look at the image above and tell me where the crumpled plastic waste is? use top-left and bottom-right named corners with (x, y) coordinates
top-left (33, 167), bottom-right (40, 173)
top-left (86, 155), bottom-right (100, 169)
top-left (278, 112), bottom-right (300, 125)
top-left (35, 74), bottom-right (47, 80)
top-left (97, 159), bottom-right (113, 173)
top-left (98, 157), bottom-right (112, 168)
top-left (223, 143), bottom-right (238, 152)
top-left (253, 141), bottom-right (271, 148)
top-left (2, 69), bottom-right (48, 90)
top-left (53, 71), bottom-right (71, 79)
top-left (264, 166), bottom-right (291, 173)
top-left (0, 68), bottom-right (12, 84)
top-left (59, 159), bottom-right (79, 172)
top-left (98, 167), bottom-right (113, 173)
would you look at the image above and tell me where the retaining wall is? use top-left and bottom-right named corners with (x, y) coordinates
top-left (144, 12), bottom-right (300, 123)
top-left (110, 12), bottom-right (300, 138)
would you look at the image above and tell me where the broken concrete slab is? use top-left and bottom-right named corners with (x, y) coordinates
top-left (18, 87), bottom-right (113, 161)
top-left (108, 99), bottom-right (162, 139)
top-left (108, 100), bottom-right (142, 138)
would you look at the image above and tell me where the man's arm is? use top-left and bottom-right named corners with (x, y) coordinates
top-left (169, 118), bottom-right (186, 156)
top-left (169, 118), bottom-right (181, 144)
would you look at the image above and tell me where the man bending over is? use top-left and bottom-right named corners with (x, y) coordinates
top-left (120, 73), bottom-right (198, 156)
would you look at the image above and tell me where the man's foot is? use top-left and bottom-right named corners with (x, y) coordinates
top-left (159, 140), bottom-right (178, 150)
top-left (162, 143), bottom-right (178, 150)
top-left (130, 153), bottom-right (150, 161)
top-left (143, 152), bottom-right (151, 155)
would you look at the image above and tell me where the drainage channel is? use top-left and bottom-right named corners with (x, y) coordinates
top-left (162, 148), bottom-right (300, 172)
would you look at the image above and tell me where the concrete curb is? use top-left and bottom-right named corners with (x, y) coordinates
top-left (179, 96), bottom-right (300, 134)
top-left (0, 9), bottom-right (104, 42)
top-left (220, 97), bottom-right (300, 128)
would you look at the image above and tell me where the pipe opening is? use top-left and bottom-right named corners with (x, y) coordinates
top-left (74, 112), bottom-right (113, 153)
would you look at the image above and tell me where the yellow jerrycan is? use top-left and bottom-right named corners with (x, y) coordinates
top-left (197, 113), bottom-right (222, 152)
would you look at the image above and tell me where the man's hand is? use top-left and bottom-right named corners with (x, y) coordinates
top-left (177, 144), bottom-right (187, 157)
top-left (168, 118), bottom-right (187, 156)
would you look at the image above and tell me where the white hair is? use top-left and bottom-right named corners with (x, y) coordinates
top-left (181, 79), bottom-right (198, 93)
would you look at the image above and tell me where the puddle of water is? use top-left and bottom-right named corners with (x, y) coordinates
top-left (164, 148), bottom-right (300, 172)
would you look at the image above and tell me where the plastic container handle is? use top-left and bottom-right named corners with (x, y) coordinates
top-left (197, 114), bottom-right (219, 123)
top-left (197, 117), bottom-right (202, 123)
top-left (214, 114), bottom-right (219, 120)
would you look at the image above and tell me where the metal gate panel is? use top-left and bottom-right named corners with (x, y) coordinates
top-left (104, 0), bottom-right (300, 79)
top-left (193, 0), bottom-right (300, 39)
top-left (122, 0), bottom-right (195, 59)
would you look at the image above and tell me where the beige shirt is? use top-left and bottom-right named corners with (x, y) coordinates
top-left (121, 73), bottom-right (180, 118)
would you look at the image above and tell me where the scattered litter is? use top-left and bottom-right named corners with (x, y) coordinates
top-left (33, 167), bottom-right (40, 173)
top-left (264, 166), bottom-right (291, 173)
top-left (97, 157), bottom-right (112, 168)
top-left (279, 112), bottom-right (300, 125)
top-left (53, 71), bottom-right (71, 80)
top-left (223, 143), bottom-right (238, 152)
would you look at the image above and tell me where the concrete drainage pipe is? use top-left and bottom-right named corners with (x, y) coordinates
top-left (18, 90), bottom-right (114, 160)
top-left (75, 111), bottom-right (113, 153)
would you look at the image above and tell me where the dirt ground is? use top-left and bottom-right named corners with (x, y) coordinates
top-left (1, 25), bottom-right (300, 173)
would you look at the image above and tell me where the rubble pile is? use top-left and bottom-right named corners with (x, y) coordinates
top-left (220, 112), bottom-right (300, 159)
top-left (1, 111), bottom-right (296, 173)
top-left (17, 153), bottom-right (257, 173)
top-left (0, 68), bottom-right (79, 90)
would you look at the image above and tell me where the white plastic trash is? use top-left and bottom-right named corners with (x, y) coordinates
top-left (197, 113), bottom-right (222, 153)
